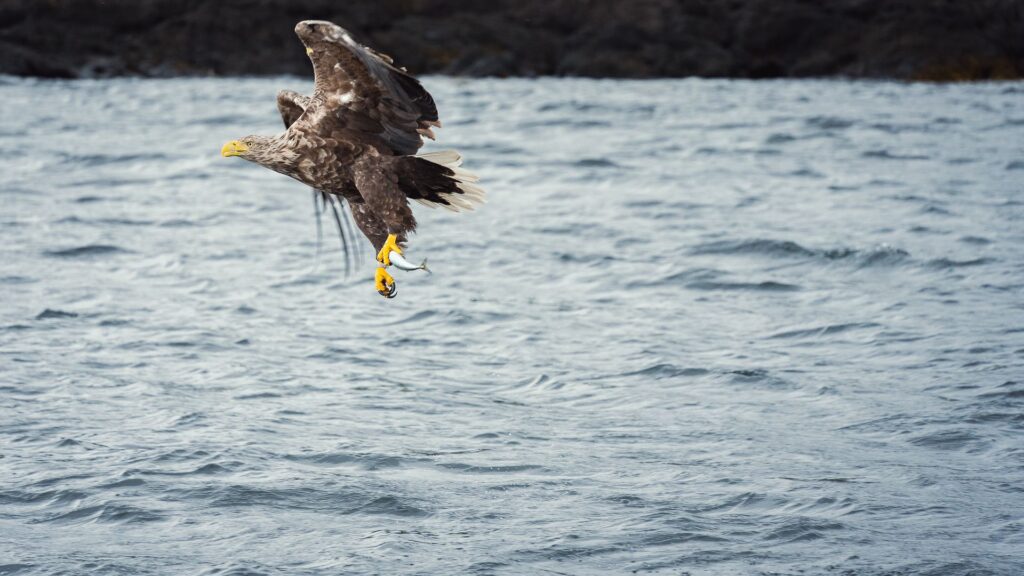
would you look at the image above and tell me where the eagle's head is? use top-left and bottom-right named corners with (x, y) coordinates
top-left (220, 136), bottom-right (259, 160)
top-left (220, 136), bottom-right (286, 168)
top-left (221, 135), bottom-right (298, 176)
top-left (294, 20), bottom-right (354, 54)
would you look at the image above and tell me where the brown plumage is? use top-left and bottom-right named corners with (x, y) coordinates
top-left (222, 20), bottom-right (483, 267)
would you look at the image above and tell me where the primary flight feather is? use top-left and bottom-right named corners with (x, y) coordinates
top-left (221, 20), bottom-right (483, 298)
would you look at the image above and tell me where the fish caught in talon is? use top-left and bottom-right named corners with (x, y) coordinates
top-left (388, 252), bottom-right (429, 273)
top-left (221, 19), bottom-right (484, 299)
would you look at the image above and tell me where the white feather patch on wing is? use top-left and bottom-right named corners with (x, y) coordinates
top-left (334, 91), bottom-right (355, 106)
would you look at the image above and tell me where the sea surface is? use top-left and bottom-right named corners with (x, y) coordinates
top-left (1, 76), bottom-right (1023, 575)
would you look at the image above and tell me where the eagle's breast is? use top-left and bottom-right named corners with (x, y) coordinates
top-left (287, 133), bottom-right (360, 198)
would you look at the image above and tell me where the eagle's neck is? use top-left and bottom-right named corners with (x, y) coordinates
top-left (248, 134), bottom-right (300, 176)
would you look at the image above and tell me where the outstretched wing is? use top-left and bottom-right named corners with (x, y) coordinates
top-left (292, 20), bottom-right (439, 156)
top-left (277, 89), bottom-right (310, 128)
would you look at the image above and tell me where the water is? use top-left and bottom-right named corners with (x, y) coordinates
top-left (1, 76), bottom-right (1023, 575)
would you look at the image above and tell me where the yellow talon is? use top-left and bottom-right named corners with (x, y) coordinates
top-left (374, 267), bottom-right (397, 299)
top-left (376, 234), bottom-right (403, 266)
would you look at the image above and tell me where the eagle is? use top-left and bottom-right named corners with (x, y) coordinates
top-left (221, 20), bottom-right (483, 298)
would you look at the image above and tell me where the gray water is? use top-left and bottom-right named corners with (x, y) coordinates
top-left (1, 76), bottom-right (1023, 575)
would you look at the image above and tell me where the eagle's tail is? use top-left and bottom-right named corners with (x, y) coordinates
top-left (397, 150), bottom-right (485, 212)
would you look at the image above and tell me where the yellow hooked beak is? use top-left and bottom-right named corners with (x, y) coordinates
top-left (221, 140), bottom-right (248, 157)
top-left (306, 47), bottom-right (313, 56)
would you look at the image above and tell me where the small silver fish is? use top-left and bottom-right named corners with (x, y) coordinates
top-left (389, 252), bottom-right (430, 273)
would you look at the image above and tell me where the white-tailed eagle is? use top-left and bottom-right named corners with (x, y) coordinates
top-left (221, 20), bottom-right (483, 298)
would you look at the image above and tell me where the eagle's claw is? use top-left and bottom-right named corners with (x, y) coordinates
top-left (376, 233), bottom-right (403, 266)
top-left (375, 267), bottom-right (397, 299)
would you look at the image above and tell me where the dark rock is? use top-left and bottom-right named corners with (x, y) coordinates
top-left (0, 0), bottom-right (1019, 80)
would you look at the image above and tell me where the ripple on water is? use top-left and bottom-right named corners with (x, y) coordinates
top-left (38, 503), bottom-right (164, 525)
top-left (437, 462), bottom-right (545, 474)
top-left (688, 279), bottom-right (801, 292)
top-left (43, 244), bottom-right (128, 258)
top-left (805, 115), bottom-right (855, 130)
top-left (768, 322), bottom-right (881, 339)
top-left (35, 309), bottom-right (78, 320)
top-left (762, 517), bottom-right (845, 543)
top-left (925, 257), bottom-right (996, 269)
top-left (349, 495), bottom-right (429, 517)
top-left (690, 238), bottom-right (818, 257)
top-left (1, 275), bottom-right (38, 284)
top-left (977, 381), bottom-right (1024, 402)
top-left (726, 368), bottom-right (797, 389)
top-left (198, 561), bottom-right (275, 576)
top-left (617, 363), bottom-right (711, 379)
top-left (688, 238), bottom-right (912, 268)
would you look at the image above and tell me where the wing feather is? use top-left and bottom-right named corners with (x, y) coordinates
top-left (351, 154), bottom-right (416, 239)
top-left (294, 21), bottom-right (438, 156)
top-left (277, 89), bottom-right (310, 128)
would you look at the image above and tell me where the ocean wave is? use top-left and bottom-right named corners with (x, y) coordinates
top-left (688, 238), bottom-right (912, 267)
top-left (688, 280), bottom-right (801, 292)
top-left (35, 309), bottom-right (78, 319)
top-left (768, 322), bottom-right (881, 339)
top-left (43, 244), bottom-right (128, 258)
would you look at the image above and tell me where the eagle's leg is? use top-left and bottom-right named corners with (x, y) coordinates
top-left (375, 267), bottom-right (397, 299)
top-left (376, 233), bottom-right (403, 266)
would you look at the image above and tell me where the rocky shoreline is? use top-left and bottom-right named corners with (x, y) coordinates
top-left (1, 0), bottom-right (1021, 80)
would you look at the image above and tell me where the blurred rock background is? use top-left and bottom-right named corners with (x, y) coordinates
top-left (1, 0), bottom-right (1021, 80)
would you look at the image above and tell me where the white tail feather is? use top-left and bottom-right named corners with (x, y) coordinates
top-left (450, 166), bottom-right (480, 183)
top-left (419, 150), bottom-right (462, 167)
top-left (415, 150), bottom-right (485, 212)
